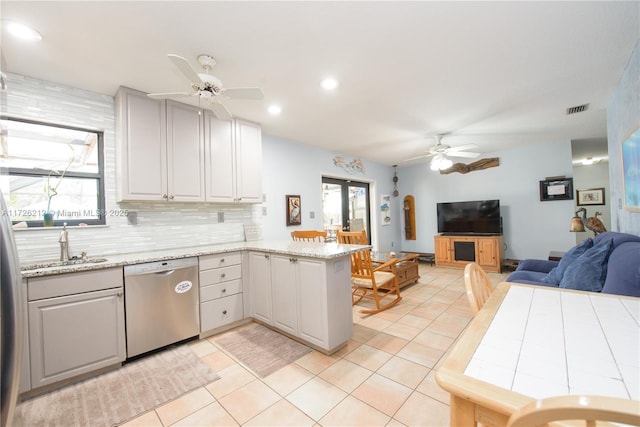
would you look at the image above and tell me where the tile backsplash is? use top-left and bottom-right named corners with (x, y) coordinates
top-left (3, 73), bottom-right (261, 263)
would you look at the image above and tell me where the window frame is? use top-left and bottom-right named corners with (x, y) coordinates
top-left (1, 116), bottom-right (106, 227)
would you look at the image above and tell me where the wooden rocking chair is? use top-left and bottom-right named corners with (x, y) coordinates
top-left (337, 230), bottom-right (402, 314)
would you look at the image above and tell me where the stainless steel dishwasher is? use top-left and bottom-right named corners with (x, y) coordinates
top-left (124, 257), bottom-right (200, 358)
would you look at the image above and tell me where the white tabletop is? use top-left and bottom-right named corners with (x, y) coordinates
top-left (464, 285), bottom-right (640, 400)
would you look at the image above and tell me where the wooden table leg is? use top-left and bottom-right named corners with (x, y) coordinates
top-left (451, 395), bottom-right (477, 427)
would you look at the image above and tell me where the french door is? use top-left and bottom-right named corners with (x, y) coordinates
top-left (321, 177), bottom-right (370, 241)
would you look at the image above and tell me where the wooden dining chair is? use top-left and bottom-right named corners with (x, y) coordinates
top-left (290, 230), bottom-right (327, 242)
top-left (463, 262), bottom-right (494, 315)
top-left (506, 395), bottom-right (640, 427)
top-left (337, 230), bottom-right (402, 314)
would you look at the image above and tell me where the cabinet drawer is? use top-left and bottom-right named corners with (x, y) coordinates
top-left (201, 294), bottom-right (243, 332)
top-left (28, 268), bottom-right (123, 301)
top-left (199, 253), bottom-right (242, 270)
top-left (200, 264), bottom-right (241, 286)
top-left (200, 279), bottom-right (242, 303)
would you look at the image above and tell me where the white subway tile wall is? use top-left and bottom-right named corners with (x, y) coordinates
top-left (3, 73), bottom-right (261, 263)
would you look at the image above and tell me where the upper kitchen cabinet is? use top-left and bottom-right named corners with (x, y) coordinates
top-left (116, 87), bottom-right (205, 202)
top-left (204, 112), bottom-right (262, 203)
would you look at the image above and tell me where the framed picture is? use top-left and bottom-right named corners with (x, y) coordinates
top-left (622, 126), bottom-right (639, 211)
top-left (286, 195), bottom-right (301, 226)
top-left (539, 177), bottom-right (573, 201)
top-left (577, 188), bottom-right (605, 206)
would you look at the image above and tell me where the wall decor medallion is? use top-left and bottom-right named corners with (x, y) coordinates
top-left (286, 195), bottom-right (302, 226)
top-left (333, 156), bottom-right (365, 174)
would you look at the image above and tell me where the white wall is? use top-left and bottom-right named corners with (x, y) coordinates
top-left (607, 39), bottom-right (640, 235)
top-left (261, 134), bottom-right (400, 251)
top-left (572, 162), bottom-right (611, 244)
top-left (397, 141), bottom-right (577, 260)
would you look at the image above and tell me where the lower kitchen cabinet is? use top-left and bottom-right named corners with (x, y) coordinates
top-left (248, 251), bottom-right (273, 325)
top-left (199, 252), bottom-right (244, 332)
top-left (249, 251), bottom-right (353, 353)
top-left (27, 268), bottom-right (125, 389)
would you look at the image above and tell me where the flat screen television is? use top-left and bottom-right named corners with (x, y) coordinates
top-left (437, 199), bottom-right (502, 235)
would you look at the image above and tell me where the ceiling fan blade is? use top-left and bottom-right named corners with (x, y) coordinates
top-left (147, 92), bottom-right (192, 100)
top-left (168, 54), bottom-right (203, 85)
top-left (222, 87), bottom-right (264, 100)
top-left (447, 151), bottom-right (481, 158)
top-left (402, 153), bottom-right (435, 162)
top-left (209, 102), bottom-right (233, 121)
top-left (447, 143), bottom-right (479, 152)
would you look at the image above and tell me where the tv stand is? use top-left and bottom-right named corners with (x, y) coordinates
top-left (434, 234), bottom-right (504, 272)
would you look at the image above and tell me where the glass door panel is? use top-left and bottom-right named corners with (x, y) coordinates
top-left (322, 177), bottom-right (370, 242)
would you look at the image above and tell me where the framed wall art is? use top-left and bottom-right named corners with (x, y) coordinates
top-left (539, 177), bottom-right (573, 201)
top-left (622, 126), bottom-right (639, 211)
top-left (286, 195), bottom-right (301, 226)
top-left (576, 188), bottom-right (605, 206)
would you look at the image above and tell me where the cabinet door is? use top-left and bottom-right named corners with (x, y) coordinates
top-left (29, 288), bottom-right (125, 388)
top-left (477, 237), bottom-right (499, 268)
top-left (117, 87), bottom-right (167, 201)
top-left (296, 258), bottom-right (328, 348)
top-left (204, 111), bottom-right (235, 202)
top-left (248, 252), bottom-right (273, 325)
top-left (271, 255), bottom-right (298, 335)
top-left (434, 236), bottom-right (452, 263)
top-left (235, 119), bottom-right (262, 202)
top-left (166, 101), bottom-right (205, 202)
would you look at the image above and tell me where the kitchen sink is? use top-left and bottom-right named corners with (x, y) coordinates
top-left (21, 257), bottom-right (109, 271)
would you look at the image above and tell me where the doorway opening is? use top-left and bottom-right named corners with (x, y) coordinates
top-left (322, 177), bottom-right (371, 242)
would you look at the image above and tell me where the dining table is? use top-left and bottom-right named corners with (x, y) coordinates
top-left (435, 281), bottom-right (640, 427)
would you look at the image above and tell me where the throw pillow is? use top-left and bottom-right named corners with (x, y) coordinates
top-left (543, 238), bottom-right (594, 285)
top-left (559, 239), bottom-right (614, 292)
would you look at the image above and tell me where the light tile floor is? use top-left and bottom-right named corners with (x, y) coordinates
top-left (122, 264), bottom-right (508, 427)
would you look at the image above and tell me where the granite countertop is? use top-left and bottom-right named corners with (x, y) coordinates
top-left (21, 240), bottom-right (370, 278)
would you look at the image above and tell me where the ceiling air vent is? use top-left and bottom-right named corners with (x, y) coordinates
top-left (566, 103), bottom-right (589, 115)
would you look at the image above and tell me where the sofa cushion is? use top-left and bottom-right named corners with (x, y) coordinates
top-left (601, 242), bottom-right (640, 297)
top-left (505, 270), bottom-right (559, 287)
top-left (542, 238), bottom-right (593, 285)
top-left (594, 231), bottom-right (640, 249)
top-left (559, 239), bottom-right (613, 292)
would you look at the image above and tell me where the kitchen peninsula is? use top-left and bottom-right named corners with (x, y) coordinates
top-left (19, 240), bottom-right (365, 394)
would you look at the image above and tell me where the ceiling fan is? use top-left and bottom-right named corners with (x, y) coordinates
top-left (147, 54), bottom-right (264, 121)
top-left (405, 135), bottom-right (481, 170)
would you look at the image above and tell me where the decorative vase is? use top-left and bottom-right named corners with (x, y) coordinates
top-left (43, 211), bottom-right (54, 227)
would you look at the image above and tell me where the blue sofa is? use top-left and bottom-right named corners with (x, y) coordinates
top-left (506, 231), bottom-right (640, 297)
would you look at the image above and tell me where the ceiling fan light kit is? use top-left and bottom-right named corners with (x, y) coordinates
top-left (430, 154), bottom-right (453, 171)
top-left (147, 53), bottom-right (264, 121)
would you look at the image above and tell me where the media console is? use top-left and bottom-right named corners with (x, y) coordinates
top-left (434, 234), bottom-right (504, 272)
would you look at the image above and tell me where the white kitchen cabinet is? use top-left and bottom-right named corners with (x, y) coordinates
top-left (248, 251), bottom-right (273, 325)
top-left (250, 252), bottom-right (353, 353)
top-left (199, 253), bottom-right (244, 333)
top-left (27, 268), bottom-right (125, 389)
top-left (204, 113), bottom-right (262, 203)
top-left (116, 87), bottom-right (205, 202)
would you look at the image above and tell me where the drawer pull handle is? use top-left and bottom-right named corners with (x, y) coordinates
top-left (222, 310), bottom-right (227, 315)
top-left (221, 273), bottom-right (226, 278)
top-left (220, 258), bottom-right (225, 263)
top-left (116, 292), bottom-right (123, 297)
top-left (222, 288), bottom-right (226, 293)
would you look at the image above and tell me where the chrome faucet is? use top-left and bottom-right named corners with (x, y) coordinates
top-left (59, 222), bottom-right (69, 262)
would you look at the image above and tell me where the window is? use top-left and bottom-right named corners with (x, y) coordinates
top-left (0, 117), bottom-right (105, 227)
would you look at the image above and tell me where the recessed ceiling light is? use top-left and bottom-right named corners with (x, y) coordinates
top-left (2, 21), bottom-right (43, 41)
top-left (321, 78), bottom-right (339, 91)
top-left (267, 105), bottom-right (282, 115)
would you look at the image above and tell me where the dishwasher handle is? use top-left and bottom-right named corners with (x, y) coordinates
top-left (154, 269), bottom-right (175, 276)
top-left (124, 257), bottom-right (198, 276)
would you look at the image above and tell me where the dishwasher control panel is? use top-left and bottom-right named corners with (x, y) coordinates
top-left (124, 257), bottom-right (198, 276)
